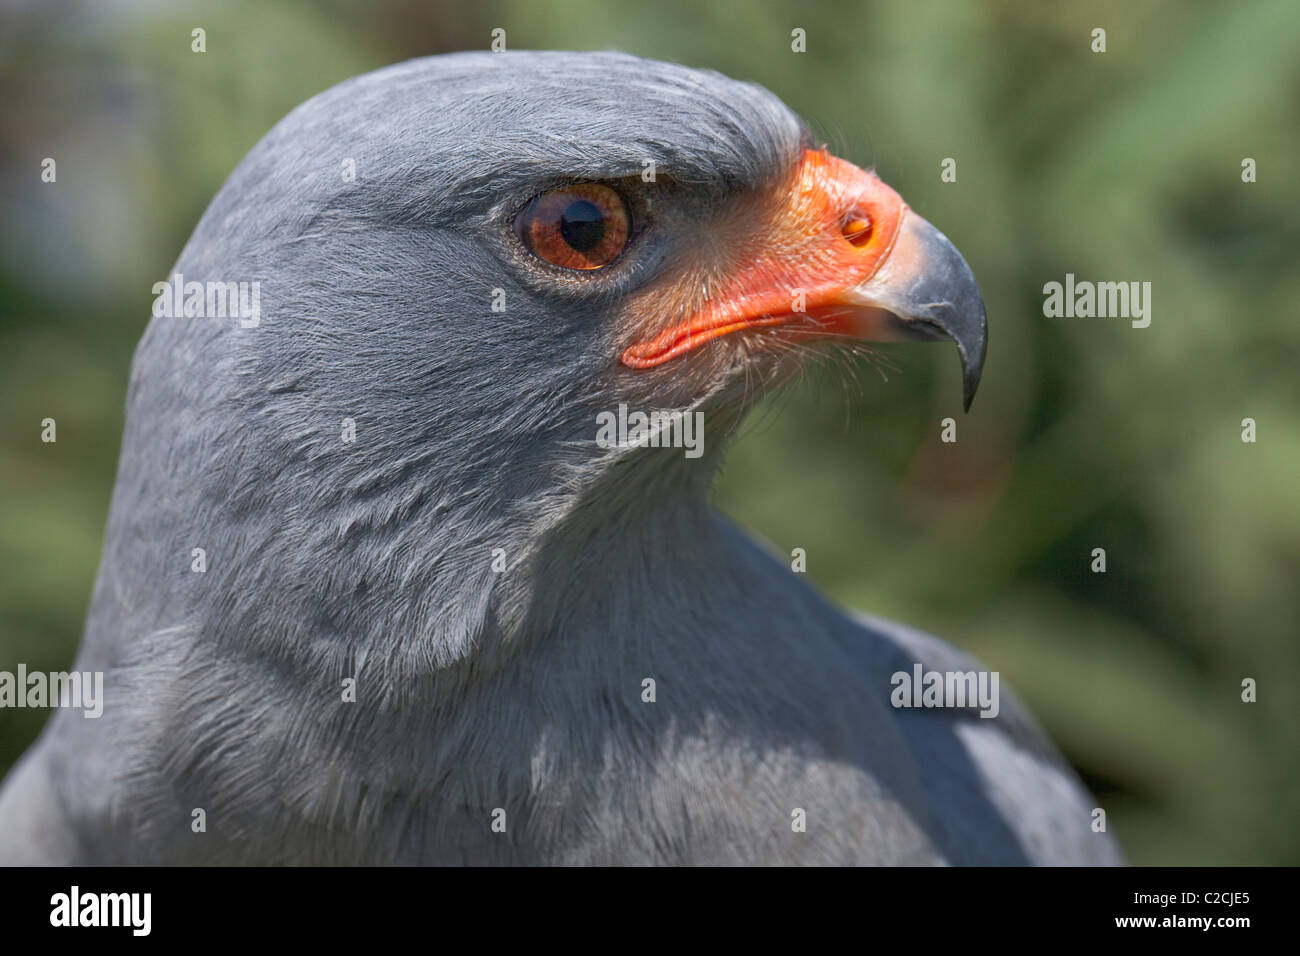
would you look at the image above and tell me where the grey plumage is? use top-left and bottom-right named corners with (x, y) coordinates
top-left (0, 51), bottom-right (1119, 865)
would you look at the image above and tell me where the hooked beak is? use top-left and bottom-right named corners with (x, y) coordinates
top-left (621, 149), bottom-right (988, 410)
top-left (839, 210), bottom-right (988, 411)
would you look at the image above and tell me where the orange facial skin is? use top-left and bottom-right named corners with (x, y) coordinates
top-left (620, 149), bottom-right (907, 369)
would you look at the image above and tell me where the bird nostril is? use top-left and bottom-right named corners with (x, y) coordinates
top-left (841, 212), bottom-right (873, 248)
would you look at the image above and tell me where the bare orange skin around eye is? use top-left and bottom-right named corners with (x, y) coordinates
top-left (516, 183), bottom-right (631, 270)
top-left (620, 149), bottom-right (906, 368)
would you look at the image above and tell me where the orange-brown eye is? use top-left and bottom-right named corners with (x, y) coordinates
top-left (515, 184), bottom-right (631, 270)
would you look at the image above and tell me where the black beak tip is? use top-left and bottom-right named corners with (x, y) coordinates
top-left (959, 306), bottom-right (987, 413)
top-left (905, 219), bottom-right (988, 414)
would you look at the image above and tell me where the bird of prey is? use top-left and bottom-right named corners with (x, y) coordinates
top-left (0, 51), bottom-right (1120, 865)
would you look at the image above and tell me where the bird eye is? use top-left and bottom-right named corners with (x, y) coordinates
top-left (515, 184), bottom-right (631, 270)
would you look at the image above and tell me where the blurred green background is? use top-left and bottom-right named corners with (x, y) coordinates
top-left (1, 0), bottom-right (1297, 864)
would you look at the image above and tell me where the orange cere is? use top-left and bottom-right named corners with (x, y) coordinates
top-left (621, 149), bottom-right (906, 368)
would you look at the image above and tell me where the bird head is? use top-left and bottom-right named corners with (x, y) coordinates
top-left (132, 51), bottom-right (987, 668)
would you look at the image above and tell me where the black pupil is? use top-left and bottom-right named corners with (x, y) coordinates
top-left (559, 200), bottom-right (605, 252)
